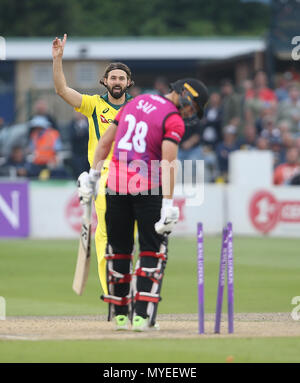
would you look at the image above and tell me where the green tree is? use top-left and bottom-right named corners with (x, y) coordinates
top-left (0, 0), bottom-right (270, 37)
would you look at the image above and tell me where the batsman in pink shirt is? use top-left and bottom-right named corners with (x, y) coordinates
top-left (79, 78), bottom-right (208, 331)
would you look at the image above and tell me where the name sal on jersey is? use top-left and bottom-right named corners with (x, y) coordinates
top-left (136, 99), bottom-right (157, 114)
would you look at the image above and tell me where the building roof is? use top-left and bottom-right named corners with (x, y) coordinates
top-left (5, 36), bottom-right (265, 61)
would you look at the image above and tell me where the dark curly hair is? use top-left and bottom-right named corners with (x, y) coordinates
top-left (100, 62), bottom-right (134, 88)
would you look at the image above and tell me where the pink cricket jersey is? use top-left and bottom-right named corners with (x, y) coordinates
top-left (107, 94), bottom-right (185, 193)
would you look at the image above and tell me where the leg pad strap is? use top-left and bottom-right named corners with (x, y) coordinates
top-left (105, 253), bottom-right (133, 260)
top-left (101, 294), bottom-right (132, 306)
top-left (135, 267), bottom-right (163, 284)
top-left (108, 269), bottom-right (132, 285)
top-left (140, 251), bottom-right (167, 261)
top-left (134, 292), bottom-right (161, 304)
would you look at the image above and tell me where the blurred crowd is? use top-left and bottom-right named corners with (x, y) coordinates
top-left (0, 99), bottom-right (89, 180)
top-left (1, 70), bottom-right (300, 185)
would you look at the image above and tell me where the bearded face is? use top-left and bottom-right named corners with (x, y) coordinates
top-left (104, 69), bottom-right (130, 100)
top-left (106, 83), bottom-right (127, 99)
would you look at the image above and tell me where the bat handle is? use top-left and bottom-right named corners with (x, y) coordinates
top-left (82, 200), bottom-right (92, 224)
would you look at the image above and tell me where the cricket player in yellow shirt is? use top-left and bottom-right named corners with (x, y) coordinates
top-left (52, 34), bottom-right (133, 296)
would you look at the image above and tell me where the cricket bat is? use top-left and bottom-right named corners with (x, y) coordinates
top-left (72, 200), bottom-right (92, 295)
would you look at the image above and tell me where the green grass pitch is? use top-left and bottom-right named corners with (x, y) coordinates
top-left (0, 235), bottom-right (300, 362)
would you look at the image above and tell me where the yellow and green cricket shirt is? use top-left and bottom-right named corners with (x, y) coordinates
top-left (75, 92), bottom-right (132, 167)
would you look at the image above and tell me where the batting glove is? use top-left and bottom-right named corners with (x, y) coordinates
top-left (155, 199), bottom-right (179, 235)
top-left (77, 169), bottom-right (100, 204)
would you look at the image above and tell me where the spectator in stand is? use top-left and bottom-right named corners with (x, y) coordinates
top-left (0, 145), bottom-right (32, 177)
top-left (215, 124), bottom-right (239, 182)
top-left (28, 115), bottom-right (69, 179)
top-left (238, 124), bottom-right (257, 150)
top-left (202, 92), bottom-right (222, 148)
top-left (178, 114), bottom-right (202, 181)
top-left (246, 70), bottom-right (277, 104)
top-left (277, 120), bottom-right (291, 135)
top-left (239, 79), bottom-right (253, 103)
top-left (255, 104), bottom-right (278, 134)
top-left (244, 85), bottom-right (266, 126)
top-left (31, 99), bottom-right (58, 131)
top-left (287, 65), bottom-right (300, 82)
top-left (246, 70), bottom-right (278, 129)
top-left (220, 79), bottom-right (241, 132)
top-left (259, 115), bottom-right (281, 141)
top-left (153, 77), bottom-right (169, 96)
top-left (275, 72), bottom-right (293, 102)
top-left (296, 137), bottom-right (300, 151)
top-left (281, 131), bottom-right (294, 151)
top-left (256, 136), bottom-right (269, 151)
top-left (239, 79), bottom-right (253, 96)
top-left (238, 78), bottom-right (253, 130)
top-left (68, 111), bottom-right (89, 179)
top-left (200, 92), bottom-right (224, 181)
top-left (270, 137), bottom-right (286, 169)
top-left (273, 146), bottom-right (300, 185)
top-left (277, 84), bottom-right (300, 137)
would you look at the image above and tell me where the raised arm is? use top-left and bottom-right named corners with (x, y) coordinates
top-left (52, 34), bottom-right (82, 108)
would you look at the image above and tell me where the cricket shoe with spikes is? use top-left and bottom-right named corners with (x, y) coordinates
top-left (132, 315), bottom-right (160, 332)
top-left (115, 315), bottom-right (130, 331)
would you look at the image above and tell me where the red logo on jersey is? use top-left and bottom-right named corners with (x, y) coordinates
top-left (65, 193), bottom-right (98, 234)
top-left (100, 115), bottom-right (109, 123)
top-left (249, 190), bottom-right (300, 233)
